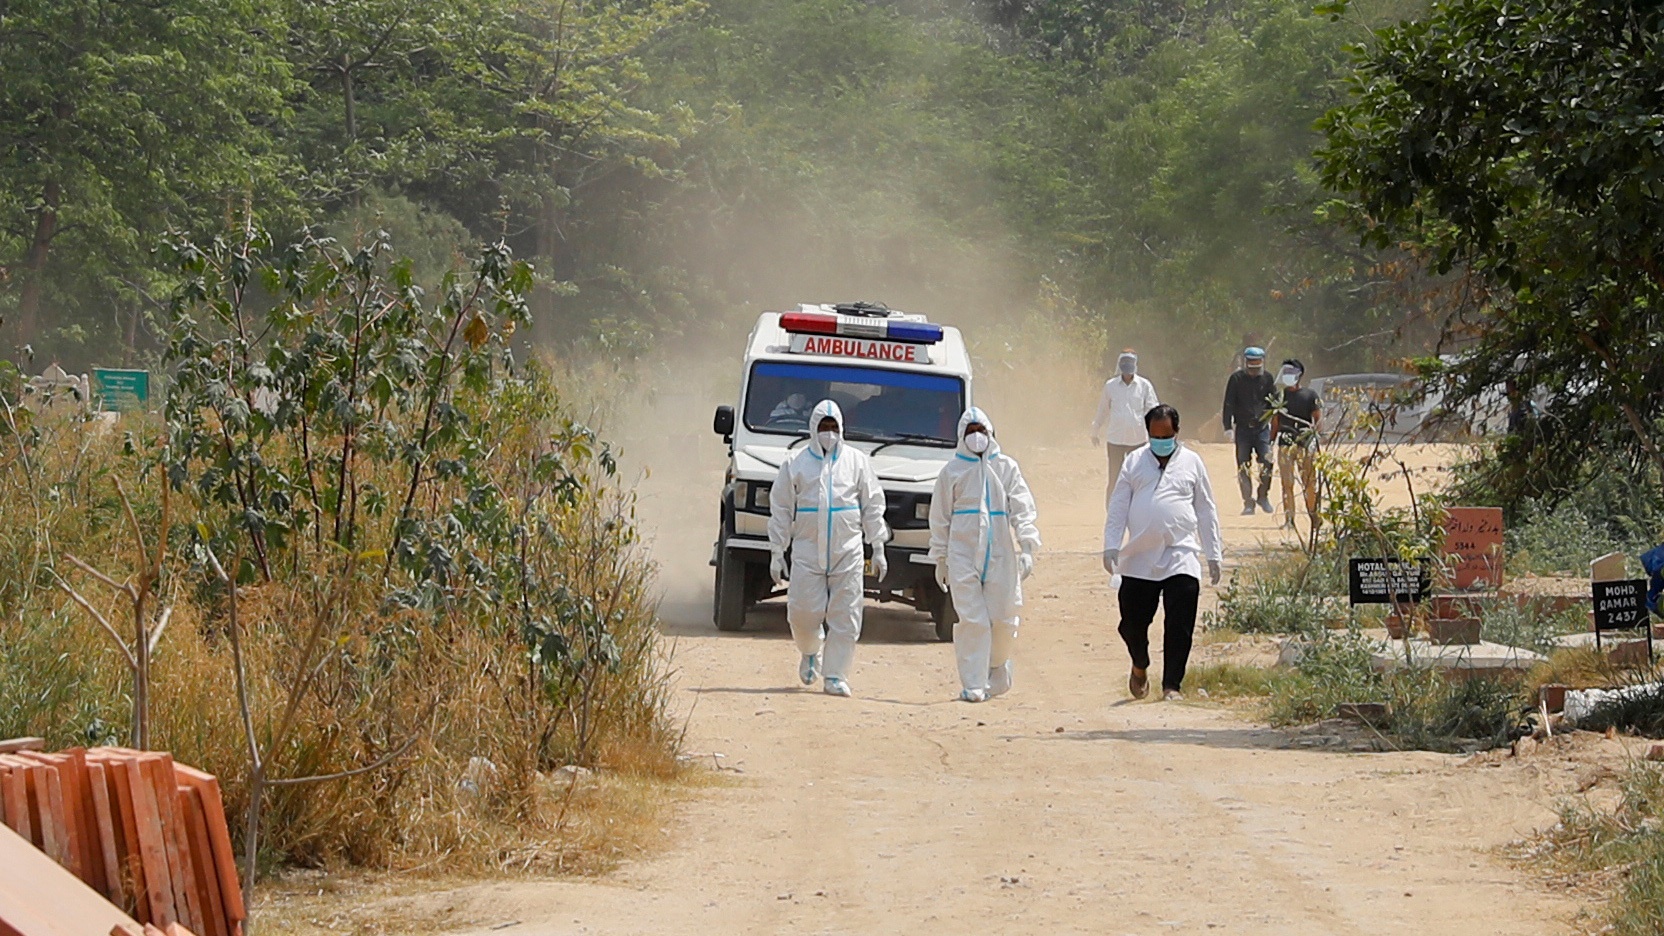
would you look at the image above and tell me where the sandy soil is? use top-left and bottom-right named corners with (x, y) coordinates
top-left (393, 440), bottom-right (1589, 935)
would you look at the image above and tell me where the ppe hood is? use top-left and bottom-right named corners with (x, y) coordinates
top-left (956, 406), bottom-right (1001, 460)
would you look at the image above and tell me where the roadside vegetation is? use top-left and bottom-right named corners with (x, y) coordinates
top-left (0, 234), bottom-right (681, 883)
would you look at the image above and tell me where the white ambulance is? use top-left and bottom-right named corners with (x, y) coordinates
top-left (711, 302), bottom-right (971, 639)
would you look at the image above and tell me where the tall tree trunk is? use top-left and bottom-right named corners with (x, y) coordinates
top-left (16, 179), bottom-right (60, 350)
top-left (533, 189), bottom-right (561, 342)
top-left (342, 55), bottom-right (357, 141)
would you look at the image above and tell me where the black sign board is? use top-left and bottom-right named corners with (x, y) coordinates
top-left (1593, 579), bottom-right (1649, 632)
top-left (1349, 558), bottom-right (1431, 605)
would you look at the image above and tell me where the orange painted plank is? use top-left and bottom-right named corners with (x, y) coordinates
top-left (143, 755), bottom-right (200, 935)
top-left (0, 738), bottom-right (44, 754)
top-left (0, 821), bottom-right (144, 936)
top-left (67, 748), bottom-right (106, 891)
top-left (87, 752), bottom-right (147, 921)
top-left (87, 762), bottom-right (127, 901)
top-left (170, 764), bottom-right (244, 923)
top-left (125, 757), bottom-right (176, 926)
top-left (0, 763), bottom-right (33, 851)
top-left (179, 788), bottom-right (227, 936)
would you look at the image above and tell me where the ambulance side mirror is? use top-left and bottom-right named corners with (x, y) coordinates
top-left (713, 405), bottom-right (735, 440)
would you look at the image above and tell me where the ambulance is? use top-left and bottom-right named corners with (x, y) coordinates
top-left (711, 302), bottom-right (971, 640)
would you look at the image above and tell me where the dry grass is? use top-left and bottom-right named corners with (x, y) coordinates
top-left (0, 391), bottom-right (683, 878)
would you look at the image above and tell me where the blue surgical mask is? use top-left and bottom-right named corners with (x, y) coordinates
top-left (1149, 436), bottom-right (1177, 457)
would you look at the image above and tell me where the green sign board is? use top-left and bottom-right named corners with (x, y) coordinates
top-left (92, 368), bottom-right (150, 413)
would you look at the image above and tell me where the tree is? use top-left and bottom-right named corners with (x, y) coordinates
top-left (1317, 0), bottom-right (1664, 499)
top-left (0, 0), bottom-right (292, 359)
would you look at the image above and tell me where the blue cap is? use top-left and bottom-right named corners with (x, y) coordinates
top-left (1244, 346), bottom-right (1265, 359)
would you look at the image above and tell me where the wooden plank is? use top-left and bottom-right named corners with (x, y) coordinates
top-left (24, 765), bottom-right (56, 860)
top-left (106, 755), bottom-right (148, 922)
top-left (143, 754), bottom-right (201, 935)
top-left (163, 924), bottom-right (199, 936)
top-left (87, 762), bottom-right (127, 900)
top-left (170, 764), bottom-right (244, 924)
top-left (67, 748), bottom-right (107, 891)
top-left (0, 738), bottom-right (45, 755)
top-left (125, 756), bottom-right (176, 926)
top-left (0, 821), bottom-right (145, 936)
top-left (179, 788), bottom-right (227, 936)
top-left (0, 762), bottom-right (32, 847)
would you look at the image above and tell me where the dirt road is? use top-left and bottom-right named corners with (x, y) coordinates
top-left (432, 440), bottom-right (1578, 935)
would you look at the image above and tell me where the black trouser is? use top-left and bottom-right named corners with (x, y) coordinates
top-left (1233, 424), bottom-right (1273, 504)
top-left (1116, 574), bottom-right (1201, 692)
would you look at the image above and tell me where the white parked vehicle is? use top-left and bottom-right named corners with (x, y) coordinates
top-left (711, 302), bottom-right (972, 640)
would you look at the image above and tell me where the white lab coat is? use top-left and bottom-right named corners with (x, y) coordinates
top-left (768, 400), bottom-right (889, 681)
top-left (929, 408), bottom-right (1042, 695)
top-left (1090, 375), bottom-right (1160, 447)
top-left (1103, 443), bottom-right (1222, 582)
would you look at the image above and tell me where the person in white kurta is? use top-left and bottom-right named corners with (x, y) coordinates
top-left (928, 408), bottom-right (1041, 703)
top-left (1102, 404), bottom-right (1223, 701)
top-left (768, 399), bottom-right (889, 697)
top-left (1089, 351), bottom-right (1161, 504)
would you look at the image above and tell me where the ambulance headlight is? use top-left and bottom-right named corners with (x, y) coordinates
top-left (914, 499), bottom-right (930, 521)
top-left (751, 483), bottom-right (770, 510)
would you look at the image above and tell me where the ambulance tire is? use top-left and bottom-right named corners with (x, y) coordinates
top-left (927, 582), bottom-right (958, 642)
top-left (714, 547), bottom-right (750, 632)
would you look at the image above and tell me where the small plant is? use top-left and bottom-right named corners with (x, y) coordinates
top-left (1543, 764), bottom-right (1664, 936)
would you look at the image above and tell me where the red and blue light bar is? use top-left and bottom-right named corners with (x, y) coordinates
top-left (780, 311), bottom-right (943, 345)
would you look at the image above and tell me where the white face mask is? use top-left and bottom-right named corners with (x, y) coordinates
top-left (965, 431), bottom-right (991, 454)
top-left (817, 431), bottom-right (840, 452)
top-left (1279, 371), bottom-right (1299, 388)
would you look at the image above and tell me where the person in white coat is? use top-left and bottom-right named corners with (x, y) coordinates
top-left (1090, 350), bottom-right (1161, 504)
top-left (929, 407), bottom-right (1042, 703)
top-left (768, 399), bottom-right (889, 697)
top-left (1103, 404), bottom-right (1223, 701)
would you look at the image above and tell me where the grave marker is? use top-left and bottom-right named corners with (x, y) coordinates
top-left (1442, 506), bottom-right (1504, 589)
top-left (1348, 557), bottom-right (1430, 605)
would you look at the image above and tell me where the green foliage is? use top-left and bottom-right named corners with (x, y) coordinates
top-left (1206, 550), bottom-right (1349, 634)
top-left (1317, 0), bottom-right (1664, 499)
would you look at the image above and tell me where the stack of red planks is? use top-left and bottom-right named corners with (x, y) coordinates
top-left (0, 743), bottom-right (244, 936)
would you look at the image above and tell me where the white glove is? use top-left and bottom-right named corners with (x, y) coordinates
top-left (770, 551), bottom-right (788, 586)
top-left (1102, 548), bottom-right (1119, 574)
top-left (870, 548), bottom-right (888, 581)
top-left (935, 561), bottom-right (949, 592)
top-left (1223, 428), bottom-right (1234, 442)
top-left (1018, 550), bottom-right (1035, 581)
top-left (1209, 560), bottom-right (1222, 586)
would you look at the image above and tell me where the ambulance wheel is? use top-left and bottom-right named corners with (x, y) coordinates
top-left (714, 548), bottom-right (749, 632)
top-left (928, 584), bottom-right (958, 642)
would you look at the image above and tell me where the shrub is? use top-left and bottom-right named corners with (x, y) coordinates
top-left (0, 233), bottom-right (680, 877)
top-left (1546, 764), bottom-right (1664, 936)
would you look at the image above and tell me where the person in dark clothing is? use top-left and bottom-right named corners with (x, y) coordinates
top-left (1271, 359), bottom-right (1322, 531)
top-left (1221, 346), bottom-right (1276, 515)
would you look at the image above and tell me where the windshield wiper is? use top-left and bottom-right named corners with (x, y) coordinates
top-left (865, 432), bottom-right (950, 456)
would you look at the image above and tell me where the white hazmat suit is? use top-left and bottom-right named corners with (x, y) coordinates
top-left (768, 400), bottom-right (889, 691)
top-left (928, 408), bottom-right (1041, 699)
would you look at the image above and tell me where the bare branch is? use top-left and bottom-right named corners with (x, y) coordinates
top-left (265, 729), bottom-right (425, 788)
top-left (147, 605), bottom-right (173, 655)
top-left (52, 572), bottom-right (137, 669)
top-left (63, 553), bottom-right (137, 599)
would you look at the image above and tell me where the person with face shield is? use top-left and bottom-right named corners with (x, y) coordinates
top-left (929, 408), bottom-right (1042, 703)
top-left (1272, 359), bottom-right (1323, 531)
top-left (1090, 349), bottom-right (1160, 505)
top-left (1221, 346), bottom-right (1277, 515)
top-left (767, 400), bottom-right (889, 697)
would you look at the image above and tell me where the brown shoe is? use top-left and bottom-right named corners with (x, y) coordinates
top-left (1128, 668), bottom-right (1149, 700)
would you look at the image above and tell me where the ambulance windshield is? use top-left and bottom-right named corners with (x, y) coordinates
top-left (745, 361), bottom-right (964, 446)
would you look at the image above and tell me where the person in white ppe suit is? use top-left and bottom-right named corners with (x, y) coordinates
top-left (768, 400), bottom-right (889, 697)
top-left (929, 408), bottom-right (1042, 703)
top-left (1090, 349), bottom-right (1160, 503)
